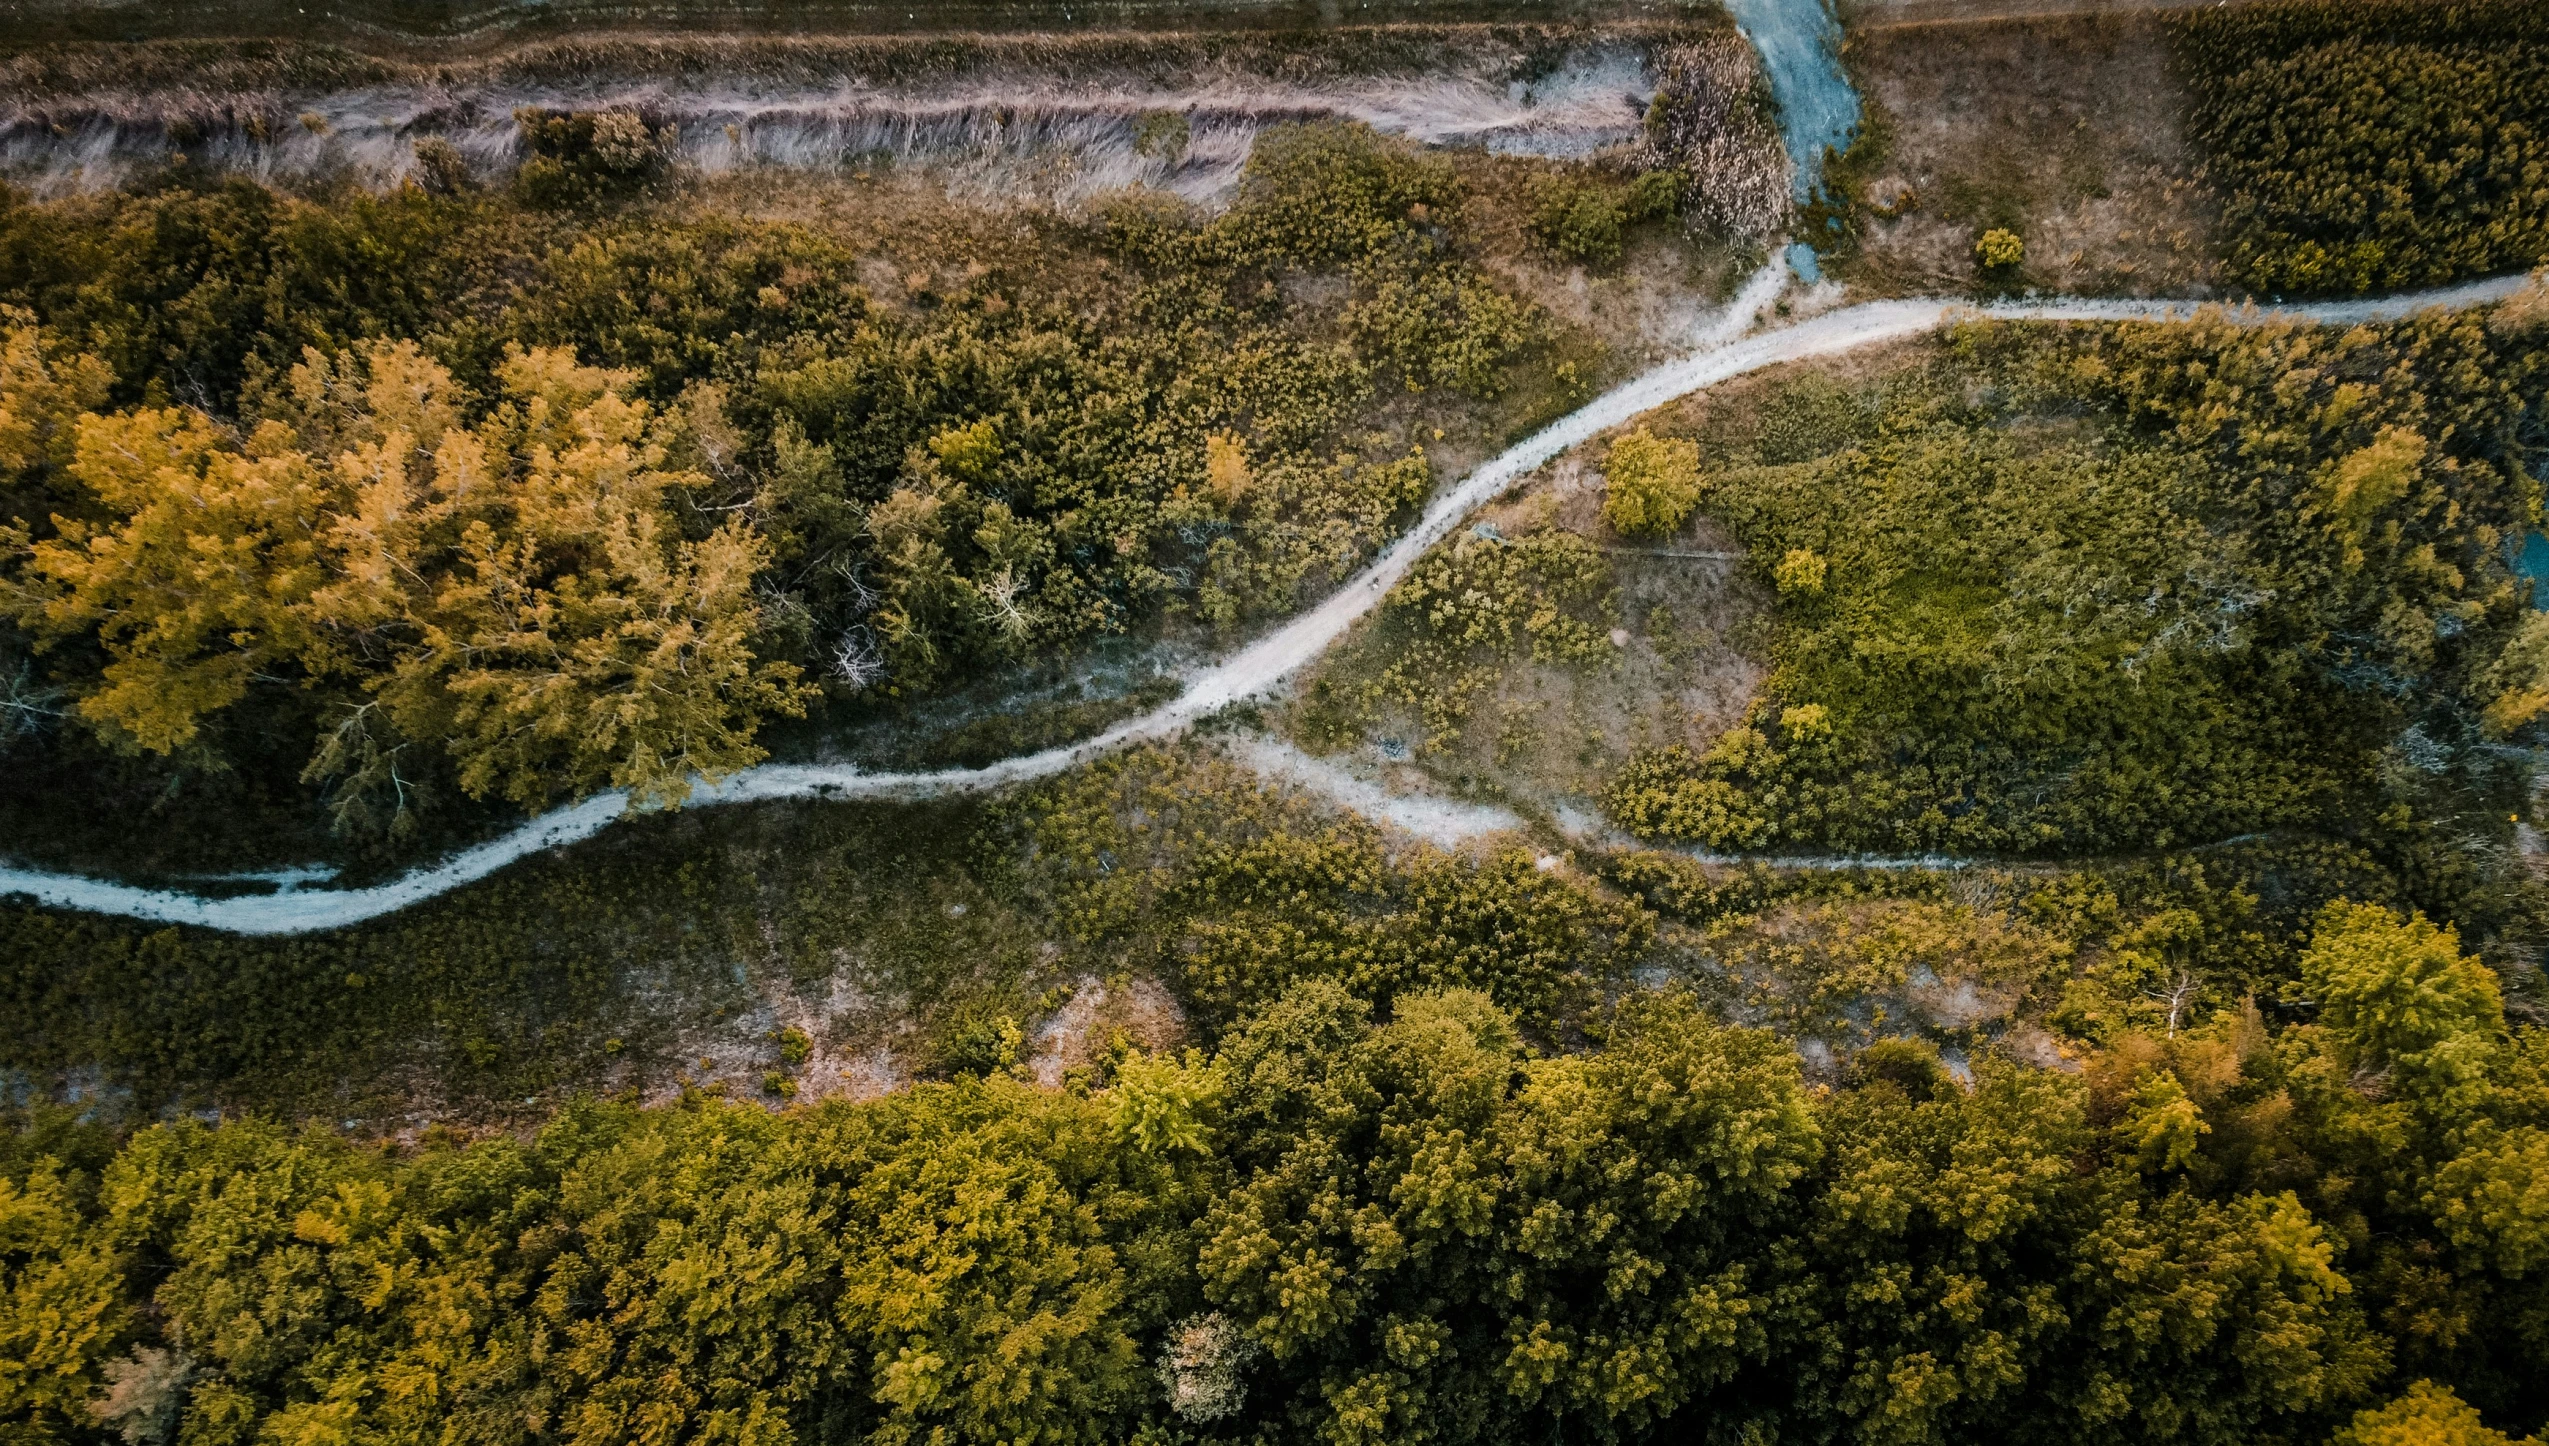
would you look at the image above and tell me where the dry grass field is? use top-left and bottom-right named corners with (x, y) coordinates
top-left (1834, 13), bottom-right (2224, 296)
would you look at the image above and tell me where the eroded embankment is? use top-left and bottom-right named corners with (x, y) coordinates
top-left (0, 27), bottom-right (1761, 202)
top-left (0, 271), bottom-right (2527, 935)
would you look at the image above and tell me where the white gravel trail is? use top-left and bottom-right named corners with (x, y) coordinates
top-left (0, 272), bottom-right (2526, 934)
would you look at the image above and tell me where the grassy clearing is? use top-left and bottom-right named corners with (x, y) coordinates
top-left (1285, 464), bottom-right (1768, 815)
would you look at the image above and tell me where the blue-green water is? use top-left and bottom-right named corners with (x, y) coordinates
top-left (1721, 0), bottom-right (1861, 282)
top-left (1722, 0), bottom-right (1860, 199)
top-left (2516, 532), bottom-right (2549, 608)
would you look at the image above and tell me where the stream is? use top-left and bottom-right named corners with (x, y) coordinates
top-left (1722, 0), bottom-right (1861, 281)
top-left (0, 272), bottom-right (2528, 935)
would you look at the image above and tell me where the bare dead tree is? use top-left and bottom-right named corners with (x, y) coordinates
top-left (830, 626), bottom-right (886, 691)
top-left (2144, 970), bottom-right (2202, 1037)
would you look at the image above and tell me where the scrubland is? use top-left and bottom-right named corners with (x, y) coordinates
top-left (8, 6), bottom-right (2549, 1444)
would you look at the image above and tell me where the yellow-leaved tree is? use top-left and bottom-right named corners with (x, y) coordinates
top-left (16, 408), bottom-right (347, 753)
top-left (6, 337), bottom-right (807, 814)
top-left (362, 346), bottom-right (810, 808)
top-left (0, 307), bottom-right (112, 489)
top-left (1600, 426), bottom-right (1703, 538)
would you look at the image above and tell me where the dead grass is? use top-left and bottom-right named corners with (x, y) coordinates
top-left (1836, 13), bottom-right (2224, 298)
top-left (3, 20), bottom-right (1730, 102)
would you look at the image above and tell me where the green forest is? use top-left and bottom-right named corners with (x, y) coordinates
top-left (2173, 0), bottom-right (2549, 295)
top-left (9, 4), bottom-right (2549, 1445)
top-left (0, 118), bottom-right (1572, 854)
top-left (7, 899), bottom-right (2548, 1446)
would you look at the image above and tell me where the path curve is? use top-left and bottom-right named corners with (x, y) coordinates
top-left (1, 273), bottom-right (2528, 935)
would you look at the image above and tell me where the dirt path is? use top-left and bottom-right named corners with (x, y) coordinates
top-left (0, 270), bottom-right (2527, 935)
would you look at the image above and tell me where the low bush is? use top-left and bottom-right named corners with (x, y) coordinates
top-left (1297, 528), bottom-right (1616, 753)
top-left (1600, 426), bottom-right (1704, 536)
top-left (1525, 168), bottom-right (1683, 266)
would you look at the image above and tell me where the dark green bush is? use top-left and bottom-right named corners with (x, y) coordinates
top-left (1526, 168), bottom-right (1683, 266)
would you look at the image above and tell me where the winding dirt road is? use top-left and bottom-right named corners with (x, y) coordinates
top-left (0, 271), bottom-right (2527, 935)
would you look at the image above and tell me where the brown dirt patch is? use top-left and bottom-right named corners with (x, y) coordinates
top-left (1028, 974), bottom-right (1192, 1087)
top-left (1839, 13), bottom-right (2223, 298)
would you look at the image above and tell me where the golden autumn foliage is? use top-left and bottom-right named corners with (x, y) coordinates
top-left (0, 307), bottom-right (109, 483)
top-left (3, 323), bottom-right (807, 808)
top-left (1599, 427), bottom-right (1704, 538)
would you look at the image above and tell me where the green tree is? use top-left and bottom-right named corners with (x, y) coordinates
top-left (2335, 1381), bottom-right (2544, 1446)
top-left (0, 1160), bottom-right (126, 1442)
top-left (2299, 903), bottom-right (2505, 1114)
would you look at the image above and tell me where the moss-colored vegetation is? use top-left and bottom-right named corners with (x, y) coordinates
top-left (1525, 169), bottom-right (1684, 267)
top-left (1603, 303), bottom-right (2548, 857)
top-left (1599, 426), bottom-right (1704, 538)
top-left (9, 22), bottom-right (2549, 1445)
top-left (1006, 750), bottom-right (1652, 1038)
top-left (1298, 526), bottom-right (1618, 756)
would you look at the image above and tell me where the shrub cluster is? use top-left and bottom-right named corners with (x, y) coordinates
top-left (1525, 169), bottom-right (1682, 267)
top-left (1599, 425), bottom-right (1704, 536)
top-left (511, 106), bottom-right (674, 207)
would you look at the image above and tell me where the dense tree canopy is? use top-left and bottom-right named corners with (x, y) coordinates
top-left (5, 333), bottom-right (807, 810)
top-left (2172, 0), bottom-right (2549, 296)
top-left (6, 894), bottom-right (2546, 1445)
